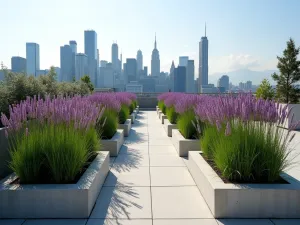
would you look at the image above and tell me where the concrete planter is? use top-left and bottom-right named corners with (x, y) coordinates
top-left (187, 151), bottom-right (300, 218)
top-left (156, 106), bottom-right (159, 114)
top-left (161, 115), bottom-right (167, 124)
top-left (280, 103), bottom-right (300, 130)
top-left (158, 111), bottom-right (163, 119)
top-left (118, 119), bottom-right (132, 137)
top-left (101, 129), bottom-right (124, 157)
top-left (136, 106), bottom-right (139, 113)
top-left (134, 109), bottom-right (138, 118)
top-left (171, 129), bottom-right (199, 157)
top-left (0, 128), bottom-right (10, 179)
top-left (129, 112), bottom-right (135, 124)
top-left (163, 119), bottom-right (177, 137)
top-left (0, 152), bottom-right (110, 219)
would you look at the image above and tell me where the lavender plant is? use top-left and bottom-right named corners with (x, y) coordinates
top-left (195, 93), bottom-right (297, 183)
top-left (1, 95), bottom-right (102, 184)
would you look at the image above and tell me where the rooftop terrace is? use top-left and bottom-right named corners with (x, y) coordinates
top-left (1, 110), bottom-right (299, 225)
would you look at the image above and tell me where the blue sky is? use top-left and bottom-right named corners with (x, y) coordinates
top-left (2, 0), bottom-right (300, 83)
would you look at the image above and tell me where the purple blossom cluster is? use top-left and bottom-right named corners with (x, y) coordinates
top-left (89, 93), bottom-right (121, 112)
top-left (115, 93), bottom-right (133, 106)
top-left (1, 95), bottom-right (103, 135)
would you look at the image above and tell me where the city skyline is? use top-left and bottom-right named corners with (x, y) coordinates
top-left (1, 0), bottom-right (300, 84)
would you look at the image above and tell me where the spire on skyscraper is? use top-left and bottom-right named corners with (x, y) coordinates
top-left (154, 33), bottom-right (157, 49)
top-left (205, 23), bottom-right (207, 37)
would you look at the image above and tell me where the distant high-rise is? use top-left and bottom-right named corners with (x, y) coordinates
top-left (174, 66), bottom-right (186, 92)
top-left (112, 43), bottom-right (119, 72)
top-left (100, 60), bottom-right (108, 67)
top-left (75, 53), bottom-right (88, 81)
top-left (151, 34), bottom-right (160, 76)
top-left (125, 58), bottom-right (137, 83)
top-left (169, 61), bottom-right (175, 91)
top-left (144, 66), bottom-right (148, 76)
top-left (11, 56), bottom-right (26, 73)
top-left (69, 40), bottom-right (77, 78)
top-left (137, 50), bottom-right (143, 72)
top-left (217, 75), bottom-right (229, 91)
top-left (101, 63), bottom-right (114, 88)
top-left (186, 60), bottom-right (195, 93)
top-left (26, 43), bottom-right (40, 76)
top-left (84, 30), bottom-right (98, 86)
top-left (179, 56), bottom-right (189, 67)
top-left (60, 45), bottom-right (73, 81)
top-left (199, 24), bottom-right (209, 92)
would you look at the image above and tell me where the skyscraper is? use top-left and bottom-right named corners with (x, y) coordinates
top-left (75, 53), bottom-right (88, 81)
top-left (174, 66), bottom-right (186, 92)
top-left (186, 60), bottom-right (195, 93)
top-left (26, 43), bottom-right (40, 76)
top-left (84, 30), bottom-right (98, 86)
top-left (151, 34), bottom-right (160, 76)
top-left (69, 40), bottom-right (77, 78)
top-left (111, 43), bottom-right (119, 72)
top-left (125, 58), bottom-right (137, 83)
top-left (137, 50), bottom-right (143, 72)
top-left (11, 56), bottom-right (26, 73)
top-left (217, 75), bottom-right (229, 91)
top-left (199, 24), bottom-right (209, 92)
top-left (179, 56), bottom-right (189, 67)
top-left (169, 61), bottom-right (175, 91)
top-left (60, 45), bottom-right (73, 81)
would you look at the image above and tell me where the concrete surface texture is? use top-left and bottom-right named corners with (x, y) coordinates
top-left (0, 110), bottom-right (299, 224)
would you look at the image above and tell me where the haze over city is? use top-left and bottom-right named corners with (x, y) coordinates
top-left (1, 0), bottom-right (300, 87)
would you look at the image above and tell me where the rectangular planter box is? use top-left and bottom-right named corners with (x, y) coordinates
top-left (163, 119), bottom-right (177, 137)
top-left (161, 115), bottom-right (167, 124)
top-left (129, 113), bottom-right (135, 124)
top-left (134, 110), bottom-right (138, 118)
top-left (101, 129), bottom-right (124, 157)
top-left (118, 119), bottom-right (132, 137)
top-left (187, 151), bottom-right (300, 218)
top-left (136, 106), bottom-right (139, 113)
top-left (0, 127), bottom-right (11, 179)
top-left (0, 152), bottom-right (110, 219)
top-left (158, 111), bottom-right (162, 119)
top-left (156, 106), bottom-right (160, 114)
top-left (280, 103), bottom-right (300, 130)
top-left (171, 129), bottom-right (199, 157)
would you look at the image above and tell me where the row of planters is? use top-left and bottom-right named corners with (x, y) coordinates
top-left (157, 92), bottom-right (300, 218)
top-left (0, 92), bottom-right (138, 219)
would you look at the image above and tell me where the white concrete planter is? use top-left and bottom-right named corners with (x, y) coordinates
top-left (280, 103), bottom-right (300, 130)
top-left (161, 115), bottom-right (167, 124)
top-left (101, 129), bottom-right (124, 157)
top-left (118, 119), bottom-right (132, 137)
top-left (129, 112), bottom-right (135, 124)
top-left (0, 152), bottom-right (109, 219)
top-left (187, 151), bottom-right (300, 218)
top-left (163, 119), bottom-right (177, 137)
top-left (158, 111), bottom-right (162, 119)
top-left (136, 106), bottom-right (139, 113)
top-left (171, 129), bottom-right (199, 157)
top-left (156, 106), bottom-right (160, 114)
top-left (134, 109), bottom-right (138, 118)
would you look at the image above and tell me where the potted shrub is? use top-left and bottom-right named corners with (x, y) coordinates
top-left (187, 93), bottom-right (300, 218)
top-left (0, 96), bottom-right (109, 218)
top-left (117, 104), bottom-right (131, 137)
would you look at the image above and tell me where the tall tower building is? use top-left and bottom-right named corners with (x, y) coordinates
top-left (137, 50), bottom-right (143, 72)
top-left (84, 30), bottom-right (98, 86)
top-left (69, 40), bottom-right (77, 78)
top-left (26, 43), bottom-right (40, 76)
top-left (174, 66), bottom-right (186, 93)
top-left (125, 58), bottom-right (137, 83)
top-left (75, 53), bottom-right (88, 81)
top-left (199, 24), bottom-right (209, 92)
top-left (11, 56), bottom-right (26, 73)
top-left (169, 61), bottom-right (175, 91)
top-left (111, 43), bottom-right (119, 72)
top-left (151, 34), bottom-right (160, 77)
top-left (179, 56), bottom-right (189, 67)
top-left (60, 44), bottom-right (73, 81)
top-left (186, 60), bottom-right (195, 93)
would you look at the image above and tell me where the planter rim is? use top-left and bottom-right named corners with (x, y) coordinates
top-left (173, 129), bottom-right (199, 141)
top-left (0, 152), bottom-right (109, 190)
top-left (189, 151), bottom-right (299, 190)
top-left (102, 129), bottom-right (124, 142)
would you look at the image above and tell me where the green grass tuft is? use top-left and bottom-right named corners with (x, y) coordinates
top-left (166, 106), bottom-right (178, 124)
top-left (96, 109), bottom-right (118, 139)
top-left (177, 110), bottom-right (197, 139)
top-left (118, 105), bottom-right (130, 124)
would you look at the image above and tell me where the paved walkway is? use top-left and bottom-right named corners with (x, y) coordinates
top-left (1, 111), bottom-right (299, 225)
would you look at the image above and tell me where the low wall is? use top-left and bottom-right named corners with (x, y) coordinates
top-left (137, 97), bottom-right (158, 109)
top-left (0, 128), bottom-right (10, 179)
